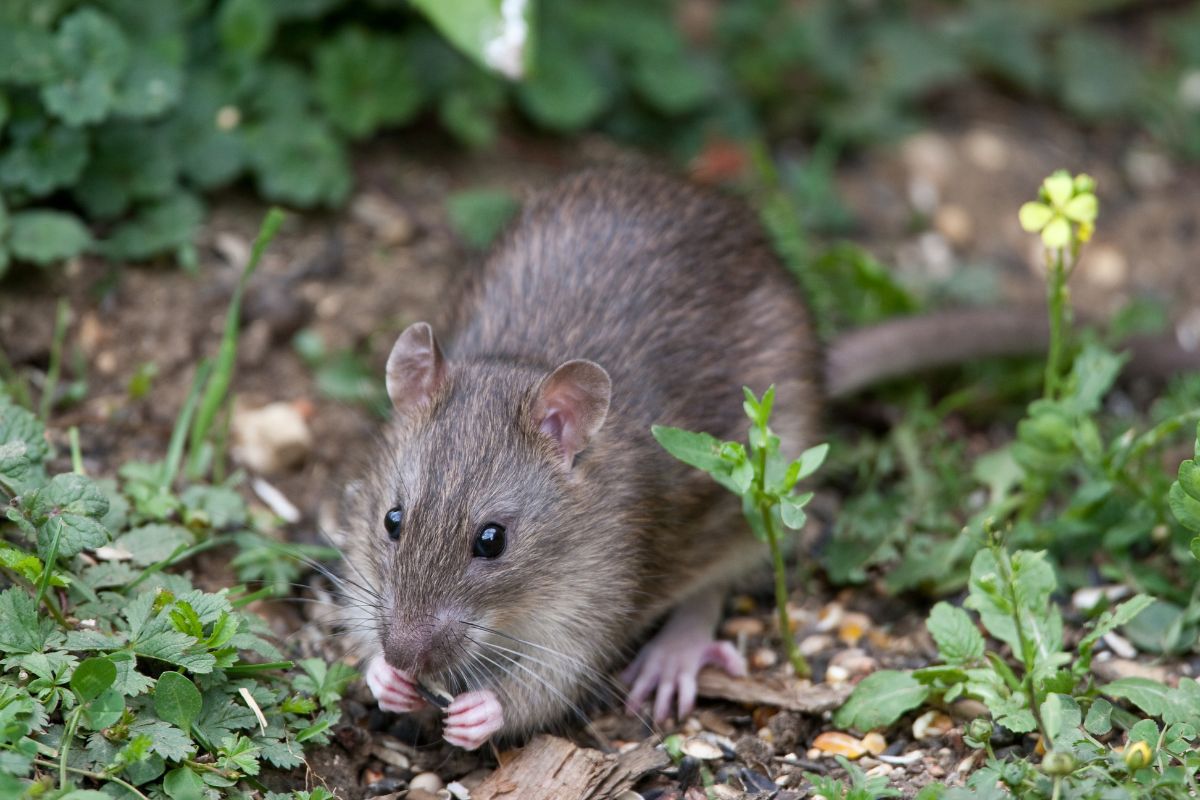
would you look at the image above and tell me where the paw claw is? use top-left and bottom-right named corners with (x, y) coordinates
top-left (365, 655), bottom-right (426, 714)
top-left (444, 689), bottom-right (503, 751)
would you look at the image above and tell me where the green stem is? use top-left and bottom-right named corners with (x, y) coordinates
top-left (1051, 776), bottom-right (1062, 800)
top-left (34, 520), bottom-right (65, 616)
top-left (994, 543), bottom-right (1050, 743)
top-left (69, 426), bottom-right (84, 475)
top-left (755, 428), bottom-right (809, 677)
top-left (32, 757), bottom-right (149, 800)
top-left (39, 299), bottom-right (70, 422)
top-left (1042, 249), bottom-right (1070, 401)
top-left (59, 706), bottom-right (81, 788)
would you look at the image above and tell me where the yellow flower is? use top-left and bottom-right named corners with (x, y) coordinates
top-left (1018, 170), bottom-right (1098, 249)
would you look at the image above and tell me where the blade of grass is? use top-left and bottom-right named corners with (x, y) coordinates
top-left (69, 426), bottom-right (84, 475)
top-left (187, 208), bottom-right (285, 478)
top-left (39, 299), bottom-right (70, 422)
top-left (160, 359), bottom-right (214, 492)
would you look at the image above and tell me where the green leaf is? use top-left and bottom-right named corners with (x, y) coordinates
top-left (833, 670), bottom-right (929, 731)
top-left (40, 8), bottom-right (130, 126)
top-left (517, 38), bottom-right (609, 131)
top-left (293, 658), bottom-right (357, 708)
top-left (129, 718), bottom-right (194, 761)
top-left (965, 548), bottom-right (1065, 675)
top-left (112, 524), bottom-right (194, 567)
top-left (927, 602), bottom-right (984, 665)
top-left (0, 587), bottom-right (57, 655)
top-left (445, 188), bottom-right (519, 250)
top-left (26, 472), bottom-right (110, 559)
top-left (163, 766), bottom-right (206, 800)
top-left (218, 0), bottom-right (275, 57)
top-left (0, 441), bottom-right (34, 495)
top-left (1104, 677), bottom-right (1171, 716)
top-left (1084, 698), bottom-right (1112, 735)
top-left (100, 192), bottom-right (203, 261)
top-left (1039, 693), bottom-right (1081, 745)
top-left (70, 656), bottom-right (116, 701)
top-left (1055, 30), bottom-right (1143, 120)
top-left (154, 671), bottom-right (202, 731)
top-left (779, 491), bottom-right (812, 530)
top-left (0, 26), bottom-right (57, 84)
top-left (245, 117), bottom-right (350, 207)
top-left (82, 688), bottom-right (125, 730)
top-left (314, 27), bottom-right (423, 138)
top-left (7, 210), bottom-right (92, 265)
top-left (1075, 594), bottom-right (1154, 659)
top-left (410, 0), bottom-right (532, 78)
top-left (651, 426), bottom-right (728, 477)
top-left (0, 122), bottom-right (88, 197)
top-left (0, 399), bottom-right (49, 465)
top-left (630, 50), bottom-right (712, 116)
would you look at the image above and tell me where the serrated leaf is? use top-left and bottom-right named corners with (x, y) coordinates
top-left (0, 587), bottom-right (58, 655)
top-left (314, 27), bottom-right (423, 138)
top-left (0, 441), bottom-right (34, 494)
top-left (245, 117), bottom-right (350, 207)
top-left (0, 26), bottom-right (58, 84)
top-left (27, 473), bottom-right (110, 559)
top-left (154, 672), bottom-right (201, 731)
top-left (927, 602), bottom-right (984, 665)
top-left (1039, 693), bottom-right (1081, 745)
top-left (1103, 677), bottom-right (1171, 716)
top-left (0, 122), bottom-right (89, 197)
top-left (41, 71), bottom-right (114, 127)
top-left (217, 0), bottom-right (275, 57)
top-left (70, 656), bottom-right (116, 701)
top-left (128, 718), bottom-right (194, 761)
top-left (100, 192), bottom-right (203, 261)
top-left (7, 210), bottom-right (92, 265)
top-left (965, 548), bottom-right (1065, 676)
top-left (112, 524), bottom-right (193, 567)
top-left (833, 670), bottom-right (929, 731)
top-left (0, 399), bottom-right (49, 465)
top-left (112, 43), bottom-right (184, 118)
top-left (1084, 697), bottom-right (1112, 735)
top-left (1076, 594), bottom-right (1154, 655)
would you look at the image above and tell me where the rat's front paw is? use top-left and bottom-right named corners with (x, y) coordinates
top-left (623, 615), bottom-right (747, 723)
top-left (365, 654), bottom-right (426, 714)
top-left (443, 689), bottom-right (503, 750)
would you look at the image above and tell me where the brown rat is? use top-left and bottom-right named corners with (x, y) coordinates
top-left (340, 167), bottom-right (1199, 750)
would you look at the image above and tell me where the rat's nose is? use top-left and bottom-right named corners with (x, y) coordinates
top-left (383, 618), bottom-right (457, 675)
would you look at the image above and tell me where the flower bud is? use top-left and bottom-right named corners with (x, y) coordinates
top-left (965, 718), bottom-right (993, 744)
top-left (1041, 750), bottom-right (1076, 775)
top-left (1124, 740), bottom-right (1153, 769)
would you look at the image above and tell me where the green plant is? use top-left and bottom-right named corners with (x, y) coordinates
top-left (653, 386), bottom-right (828, 676)
top-left (805, 754), bottom-right (901, 800)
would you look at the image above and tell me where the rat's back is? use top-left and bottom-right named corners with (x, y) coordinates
top-left (448, 169), bottom-right (820, 447)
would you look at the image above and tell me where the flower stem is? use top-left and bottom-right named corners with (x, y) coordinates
top-left (1043, 248), bottom-right (1070, 400)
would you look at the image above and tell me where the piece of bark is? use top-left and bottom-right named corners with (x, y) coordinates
top-left (695, 667), bottom-right (852, 713)
top-left (472, 735), bottom-right (667, 800)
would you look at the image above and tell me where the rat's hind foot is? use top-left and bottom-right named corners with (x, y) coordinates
top-left (443, 689), bottom-right (504, 750)
top-left (622, 598), bottom-right (747, 724)
top-left (365, 655), bottom-right (427, 714)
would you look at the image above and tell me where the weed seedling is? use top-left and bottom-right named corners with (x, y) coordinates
top-left (653, 386), bottom-right (828, 676)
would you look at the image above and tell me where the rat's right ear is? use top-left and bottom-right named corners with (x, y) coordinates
top-left (385, 322), bottom-right (446, 416)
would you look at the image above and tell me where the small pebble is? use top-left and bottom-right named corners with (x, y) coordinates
top-left (815, 603), bottom-right (843, 632)
top-left (934, 204), bottom-right (974, 247)
top-left (1102, 631), bottom-right (1137, 659)
top-left (1124, 147), bottom-right (1173, 191)
top-left (812, 731), bottom-right (867, 759)
top-left (446, 781), bottom-right (470, 800)
top-left (912, 710), bottom-right (954, 740)
top-left (351, 192), bottom-right (415, 245)
top-left (836, 613), bottom-right (871, 646)
top-left (751, 647), bottom-right (778, 670)
top-left (233, 401), bottom-right (313, 474)
top-left (614, 792), bottom-right (643, 800)
top-left (798, 634), bottom-right (834, 657)
top-left (829, 648), bottom-right (877, 678)
top-left (368, 743), bottom-right (410, 769)
top-left (697, 709), bottom-right (736, 737)
top-left (1083, 245), bottom-right (1128, 289)
top-left (410, 773), bottom-right (444, 793)
top-left (825, 665), bottom-right (850, 685)
top-left (963, 128), bottom-right (1008, 172)
top-left (878, 752), bottom-right (922, 766)
top-left (866, 763), bottom-right (893, 778)
top-left (407, 791), bottom-right (439, 800)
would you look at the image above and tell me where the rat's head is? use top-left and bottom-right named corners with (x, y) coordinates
top-left (344, 322), bottom-right (636, 731)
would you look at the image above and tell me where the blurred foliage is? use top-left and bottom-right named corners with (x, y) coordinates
top-left (2, 0), bottom-right (1199, 272)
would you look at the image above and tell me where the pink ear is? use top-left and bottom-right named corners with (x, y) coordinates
top-left (385, 323), bottom-right (446, 415)
top-left (532, 360), bottom-right (611, 465)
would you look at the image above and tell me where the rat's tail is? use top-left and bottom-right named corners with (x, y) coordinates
top-left (824, 307), bottom-right (1200, 400)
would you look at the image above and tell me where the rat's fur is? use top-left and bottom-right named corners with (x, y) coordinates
top-left (342, 169), bottom-right (819, 737)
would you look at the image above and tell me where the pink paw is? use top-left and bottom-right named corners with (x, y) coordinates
top-left (623, 634), bottom-right (746, 724)
top-left (443, 689), bottom-right (504, 750)
top-left (364, 655), bottom-right (426, 714)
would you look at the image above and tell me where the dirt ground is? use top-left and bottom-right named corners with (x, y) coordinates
top-left (3, 90), bottom-right (1199, 798)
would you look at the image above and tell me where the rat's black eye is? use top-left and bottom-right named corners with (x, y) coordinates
top-left (383, 506), bottom-right (404, 541)
top-left (473, 523), bottom-right (506, 558)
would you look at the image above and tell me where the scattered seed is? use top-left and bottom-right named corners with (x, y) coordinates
top-left (798, 634), bottom-right (834, 657)
top-left (410, 772), bottom-right (444, 793)
top-left (416, 681), bottom-right (454, 709)
top-left (446, 781), bottom-right (470, 799)
top-left (812, 731), bottom-right (868, 759)
top-left (368, 743), bottom-right (411, 770)
top-left (750, 647), bottom-right (778, 670)
top-left (878, 752), bottom-right (923, 766)
top-left (836, 613), bottom-right (871, 645)
top-left (912, 710), bottom-right (954, 740)
top-left (682, 736), bottom-right (724, 761)
top-left (722, 616), bottom-right (766, 638)
top-left (861, 732), bottom-right (887, 756)
top-left (825, 665), bottom-right (850, 685)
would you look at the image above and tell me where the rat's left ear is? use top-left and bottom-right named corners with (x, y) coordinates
top-left (532, 360), bottom-right (611, 465)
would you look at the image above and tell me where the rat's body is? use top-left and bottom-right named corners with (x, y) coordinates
top-left (343, 168), bottom-right (1196, 749)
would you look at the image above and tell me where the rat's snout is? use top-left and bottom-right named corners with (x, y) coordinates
top-left (382, 615), bottom-right (462, 676)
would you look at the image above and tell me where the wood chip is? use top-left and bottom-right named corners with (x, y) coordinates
top-left (695, 667), bottom-right (851, 713)
top-left (472, 735), bottom-right (667, 800)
